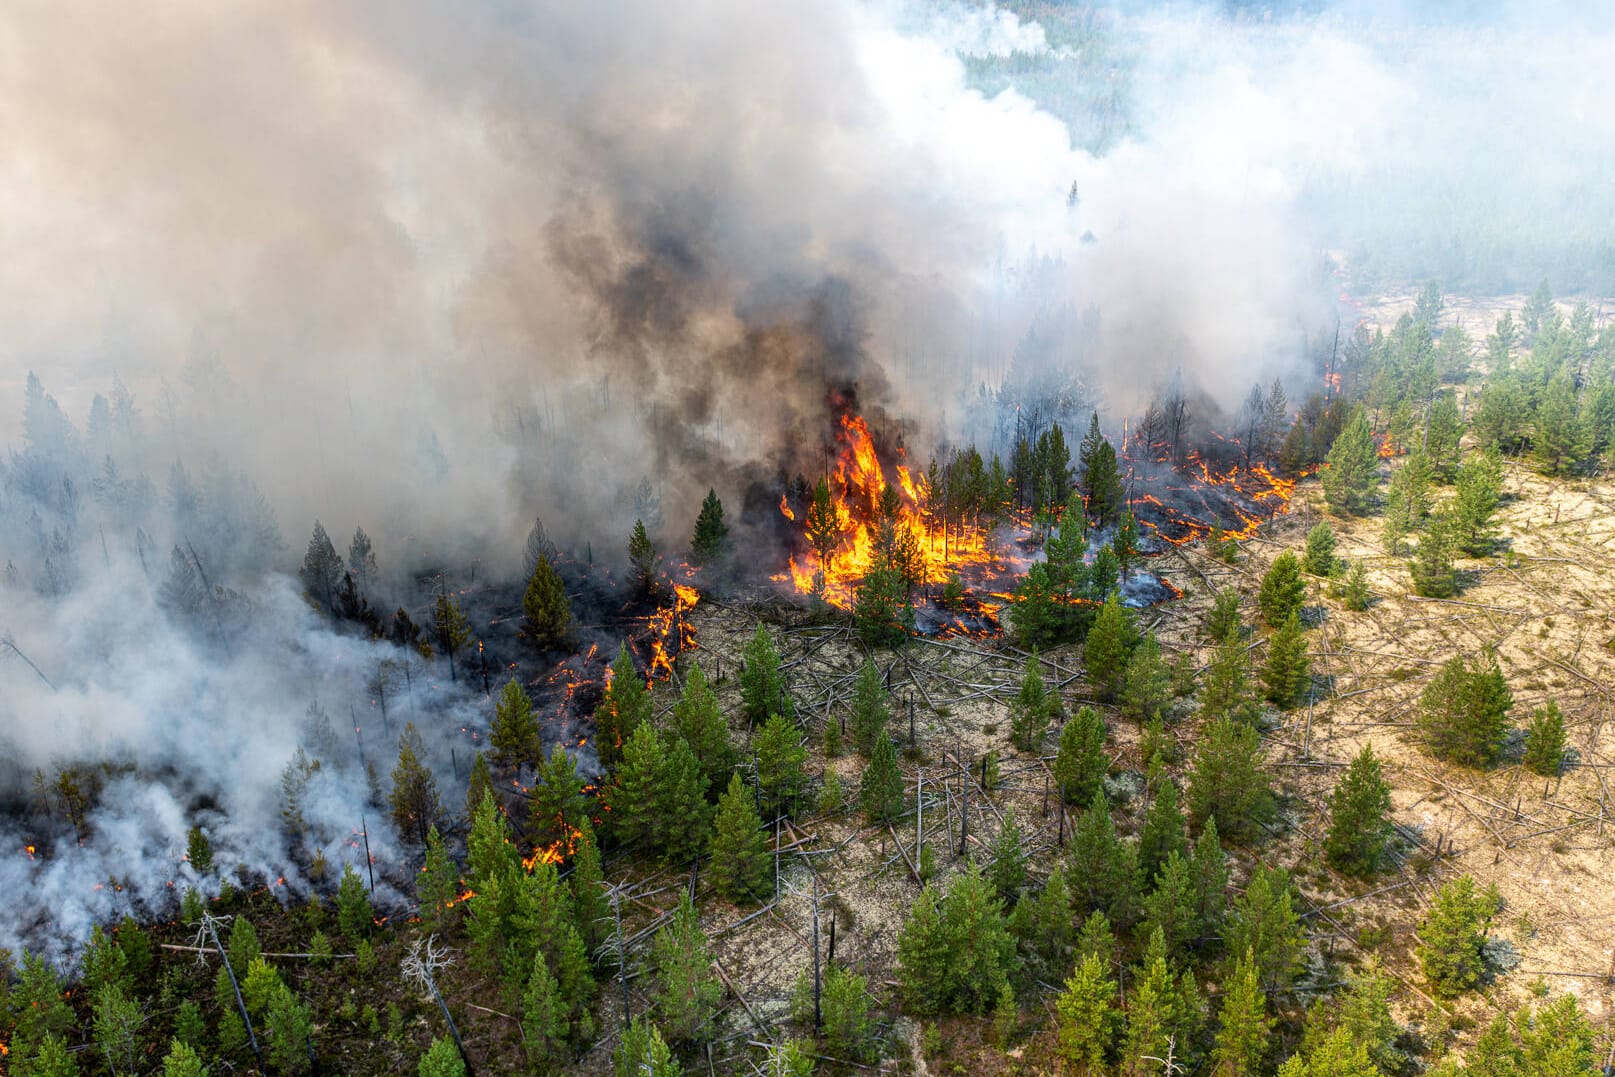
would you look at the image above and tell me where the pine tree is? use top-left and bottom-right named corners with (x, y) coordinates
top-left (1324, 743), bottom-right (1393, 877)
top-left (1055, 705), bottom-right (1108, 806)
top-left (1468, 1012), bottom-right (1521, 1077)
top-left (186, 824), bottom-right (213, 875)
top-left (753, 713), bottom-right (807, 818)
top-left (985, 811), bottom-right (1027, 905)
top-left (1188, 818), bottom-right (1230, 944)
top-left (1112, 509), bottom-right (1140, 579)
top-left (709, 773), bottom-right (770, 904)
top-left (521, 952), bottom-right (569, 1069)
top-left (670, 663), bottom-right (734, 790)
top-left (1121, 632), bottom-right (1171, 725)
top-left (1212, 950), bottom-right (1271, 1077)
top-left (610, 723), bottom-right (664, 851)
top-left (1201, 634), bottom-right (1259, 725)
top-left (1259, 551), bottom-right (1307, 628)
top-left (849, 657), bottom-right (889, 756)
top-left (1301, 964), bottom-right (1401, 1075)
top-left (896, 884), bottom-right (953, 1014)
top-left (529, 742), bottom-right (587, 852)
top-left (740, 623), bottom-right (794, 725)
top-left (1187, 717), bottom-right (1273, 844)
top-left (81, 924), bottom-right (128, 995)
top-left (1015, 868), bottom-right (1077, 984)
top-left (1322, 406), bottom-right (1379, 515)
top-left (1523, 701), bottom-right (1567, 777)
top-left (1420, 653), bottom-right (1513, 767)
top-left (804, 477), bottom-right (841, 579)
top-left (1066, 790), bottom-right (1139, 927)
top-left (337, 864), bottom-right (373, 939)
top-left (1141, 849), bottom-right (1198, 959)
top-left (853, 565), bottom-right (913, 646)
top-left (1079, 413), bottom-right (1124, 524)
top-left (1261, 613), bottom-right (1311, 709)
top-left (299, 520), bottom-right (345, 610)
top-left (418, 825), bottom-right (461, 933)
top-left (420, 1036), bottom-right (468, 1077)
top-left (613, 1017), bottom-right (682, 1077)
top-left (1225, 865), bottom-right (1304, 994)
top-left (1427, 391), bottom-right (1465, 481)
top-left (1340, 561), bottom-right (1371, 611)
top-left (390, 722), bottom-right (441, 847)
top-left (468, 787), bottom-right (519, 886)
top-left (596, 644), bottom-right (650, 771)
top-left (1207, 588), bottom-right (1243, 644)
top-left (1055, 954), bottom-right (1117, 1076)
top-left (1418, 874), bottom-right (1493, 997)
top-left (162, 1039), bottom-right (206, 1077)
top-left (432, 592), bottom-right (472, 681)
top-left (1453, 447), bottom-right (1503, 556)
top-left (465, 751), bottom-right (493, 823)
top-left (521, 553), bottom-right (572, 650)
top-left (628, 518), bottom-right (659, 595)
top-left (1119, 938), bottom-right (1173, 1077)
top-left (1010, 650), bottom-right (1060, 751)
top-left (1139, 777), bottom-right (1188, 885)
top-left (1410, 509), bottom-right (1459, 598)
top-left (652, 891), bottom-right (723, 1044)
top-left (1085, 594), bottom-right (1137, 702)
top-left (690, 488), bottom-right (730, 569)
top-left (937, 867), bottom-right (1018, 1014)
top-left (1303, 521), bottom-right (1338, 577)
top-left (569, 816), bottom-right (608, 954)
top-left (1521, 994), bottom-right (1598, 1077)
top-left (489, 679), bottom-right (539, 770)
top-left (859, 730), bottom-right (904, 823)
top-left (656, 736), bottom-right (713, 864)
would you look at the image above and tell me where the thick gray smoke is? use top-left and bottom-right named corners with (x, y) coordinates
top-left (2, 0), bottom-right (1611, 962)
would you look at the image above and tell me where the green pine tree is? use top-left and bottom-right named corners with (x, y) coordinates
top-left (186, 825), bottom-right (213, 875)
top-left (652, 891), bottom-right (723, 1044)
top-left (465, 751), bottom-right (493, 824)
top-left (670, 663), bottom-right (734, 790)
top-left (1138, 777), bottom-right (1187, 885)
top-left (1261, 613), bottom-right (1311, 709)
top-left (569, 816), bottom-right (608, 954)
top-left (1206, 588), bottom-right (1243, 644)
top-left (418, 825), bottom-right (462, 933)
top-left (609, 723), bottom-right (664, 851)
top-left (1523, 701), bottom-right (1567, 777)
top-left (1419, 652), bottom-right (1513, 767)
top-left (489, 679), bottom-right (539, 770)
top-left (709, 773), bottom-right (770, 904)
top-left (629, 518), bottom-right (659, 595)
top-left (433, 592), bottom-right (472, 681)
top-left (753, 713), bottom-right (807, 817)
top-left (1121, 632), bottom-right (1171, 725)
top-left (162, 1039), bottom-right (206, 1077)
top-left (985, 812), bottom-right (1027, 905)
top-left (656, 736), bottom-right (713, 864)
top-left (1521, 994), bottom-right (1598, 1077)
top-left (1303, 521), bottom-right (1339, 577)
top-left (849, 657), bottom-right (889, 757)
top-left (521, 953), bottom-right (569, 1069)
top-left (1418, 874), bottom-right (1493, 997)
top-left (529, 742), bottom-right (587, 852)
top-left (1201, 634), bottom-right (1260, 725)
top-left (1187, 717), bottom-right (1274, 844)
top-left (1212, 950), bottom-right (1271, 1077)
top-left (853, 565), bottom-right (914, 646)
top-left (467, 787), bottom-right (518, 885)
top-left (1225, 865), bottom-right (1304, 994)
top-left (521, 554), bottom-right (572, 650)
top-left (1085, 593), bottom-right (1137, 702)
top-left (1055, 954), bottom-right (1117, 1076)
top-left (1322, 406), bottom-right (1380, 515)
top-left (1453, 447), bottom-right (1504, 556)
top-left (1141, 849), bottom-right (1198, 959)
top-left (1259, 551), bottom-right (1307, 628)
top-left (613, 1017), bottom-right (682, 1077)
top-left (1410, 509), bottom-right (1459, 599)
top-left (1325, 743), bottom-right (1393, 877)
top-left (1054, 705), bottom-right (1107, 806)
top-left (596, 643), bottom-right (650, 771)
top-left (1339, 561), bottom-right (1371, 611)
top-left (390, 721), bottom-right (442, 848)
top-left (859, 730), bottom-right (905, 823)
top-left (420, 1036), bottom-right (468, 1077)
top-left (690, 488), bottom-right (731, 569)
top-left (740, 623), bottom-right (794, 725)
top-left (1010, 650), bottom-right (1060, 752)
top-left (337, 864), bottom-right (373, 940)
top-left (1065, 789), bottom-right (1140, 927)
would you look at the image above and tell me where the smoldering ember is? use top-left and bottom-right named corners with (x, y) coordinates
top-left (3, 3), bottom-right (1615, 1076)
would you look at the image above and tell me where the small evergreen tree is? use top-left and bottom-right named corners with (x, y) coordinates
top-left (1054, 705), bottom-right (1108, 806)
top-left (1418, 874), bottom-right (1493, 997)
top-left (754, 713), bottom-right (807, 818)
top-left (1410, 509), bottom-right (1459, 599)
top-left (690, 488), bottom-right (730, 569)
top-left (1325, 743), bottom-right (1393, 877)
top-left (1141, 849), bottom-right (1198, 959)
top-left (348, 526), bottom-right (379, 595)
top-left (1322, 406), bottom-right (1379, 515)
top-left (804, 477), bottom-right (841, 579)
top-left (1187, 718), bottom-right (1273, 844)
top-left (1302, 521), bottom-right (1339, 577)
top-left (529, 742), bottom-right (587, 853)
top-left (609, 723), bottom-right (663, 851)
top-left (299, 520), bottom-right (345, 610)
top-left (1225, 865), bottom-right (1304, 994)
top-left (740, 623), bottom-right (793, 725)
top-left (489, 678), bottom-right (539, 770)
top-left (432, 591), bottom-right (472, 681)
top-left (162, 1039), bottom-right (206, 1077)
top-left (1259, 551), bottom-right (1307, 628)
top-left (849, 657), bottom-right (889, 757)
top-left (1010, 651), bottom-right (1061, 751)
top-left (569, 817), bottom-right (608, 953)
top-left (613, 1017), bottom-right (682, 1077)
top-left (656, 736), bottom-right (713, 864)
top-left (521, 953), bottom-right (569, 1069)
top-left (1523, 701), bottom-right (1567, 777)
top-left (1201, 634), bottom-right (1259, 725)
top-left (186, 825), bottom-right (213, 874)
top-left (418, 825), bottom-right (461, 933)
top-left (1419, 652), bottom-right (1512, 767)
top-left (596, 644), bottom-right (650, 771)
top-left (1138, 777), bottom-right (1188, 885)
top-left (1121, 632), bottom-right (1171, 725)
top-left (652, 891), bottom-right (723, 1043)
top-left (1339, 561), bottom-right (1371, 611)
top-left (337, 864), bottom-right (373, 940)
top-left (628, 518), bottom-right (659, 595)
top-left (1085, 593), bottom-right (1137, 701)
top-left (1453, 447), bottom-right (1504, 556)
top-left (1212, 949), bottom-right (1271, 1077)
top-left (853, 565), bottom-right (913, 646)
top-left (986, 812), bottom-right (1028, 905)
top-left (1207, 588), bottom-right (1243, 643)
top-left (1065, 790), bottom-right (1141, 928)
top-left (420, 1036), bottom-right (468, 1077)
top-left (1055, 954), bottom-right (1117, 1076)
top-left (521, 554), bottom-right (572, 650)
top-left (897, 867), bottom-right (1017, 1015)
top-left (1261, 613), bottom-right (1311, 709)
top-left (671, 662), bottom-right (735, 789)
top-left (709, 773), bottom-right (770, 904)
top-left (389, 721), bottom-right (441, 847)
top-left (859, 730), bottom-right (905, 823)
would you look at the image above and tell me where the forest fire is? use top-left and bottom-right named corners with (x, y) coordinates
top-left (644, 582), bottom-right (700, 681)
top-left (777, 414), bottom-right (998, 609)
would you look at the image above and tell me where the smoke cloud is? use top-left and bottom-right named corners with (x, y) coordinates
top-left (2, 0), bottom-right (1611, 960)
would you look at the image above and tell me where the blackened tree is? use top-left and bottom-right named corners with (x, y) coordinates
top-left (299, 520), bottom-right (344, 611)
